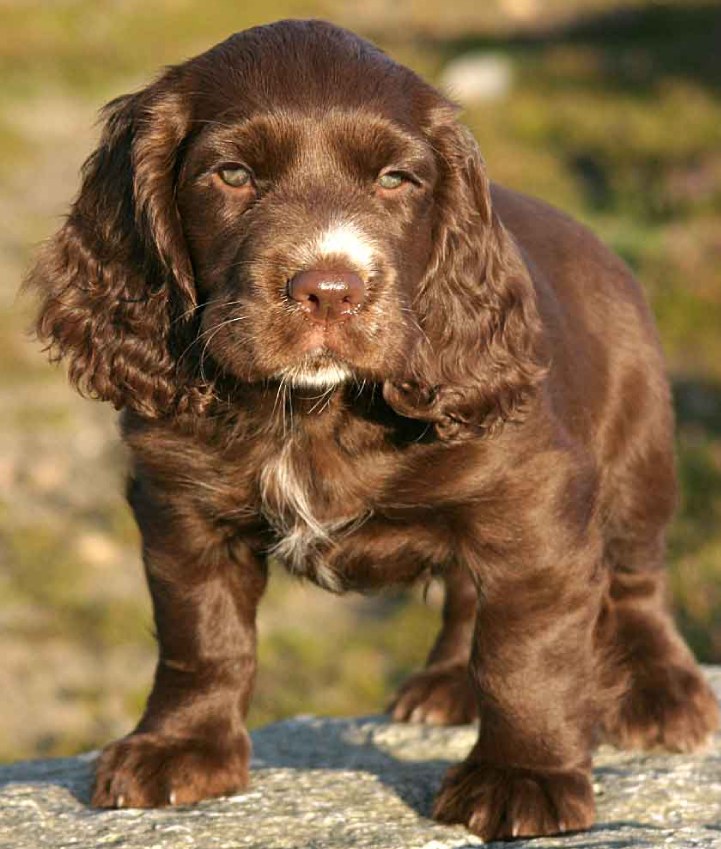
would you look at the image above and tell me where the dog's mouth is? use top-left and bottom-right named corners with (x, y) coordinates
top-left (292, 319), bottom-right (361, 356)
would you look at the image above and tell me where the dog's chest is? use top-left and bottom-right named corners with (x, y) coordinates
top-left (258, 443), bottom-right (368, 591)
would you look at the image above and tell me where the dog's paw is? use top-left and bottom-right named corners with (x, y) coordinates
top-left (91, 731), bottom-right (250, 808)
top-left (605, 663), bottom-right (720, 753)
top-left (433, 760), bottom-right (595, 841)
top-left (388, 664), bottom-right (478, 725)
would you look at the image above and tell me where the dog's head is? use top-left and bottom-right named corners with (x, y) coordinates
top-left (28, 20), bottom-right (546, 439)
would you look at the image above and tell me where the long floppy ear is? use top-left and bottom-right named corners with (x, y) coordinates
top-left (25, 73), bottom-right (208, 419)
top-left (384, 107), bottom-right (548, 441)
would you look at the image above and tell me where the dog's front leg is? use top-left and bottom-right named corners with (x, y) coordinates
top-left (91, 478), bottom-right (267, 808)
top-left (433, 523), bottom-right (605, 840)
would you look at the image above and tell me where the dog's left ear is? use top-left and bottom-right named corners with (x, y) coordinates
top-left (384, 105), bottom-right (547, 440)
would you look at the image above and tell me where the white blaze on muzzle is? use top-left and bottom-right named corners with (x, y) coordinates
top-left (297, 222), bottom-right (377, 275)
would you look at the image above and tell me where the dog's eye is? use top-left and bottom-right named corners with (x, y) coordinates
top-left (377, 171), bottom-right (407, 190)
top-left (217, 165), bottom-right (253, 188)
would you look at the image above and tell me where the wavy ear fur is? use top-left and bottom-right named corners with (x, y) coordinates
top-left (26, 74), bottom-right (208, 419)
top-left (384, 108), bottom-right (548, 441)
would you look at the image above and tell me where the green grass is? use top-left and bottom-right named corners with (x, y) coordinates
top-left (0, 0), bottom-right (332, 100)
top-left (252, 586), bottom-right (437, 727)
top-left (2, 521), bottom-right (150, 647)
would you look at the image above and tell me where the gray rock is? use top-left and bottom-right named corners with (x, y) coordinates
top-left (1, 669), bottom-right (721, 848)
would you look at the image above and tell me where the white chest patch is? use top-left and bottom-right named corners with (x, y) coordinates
top-left (259, 444), bottom-right (363, 592)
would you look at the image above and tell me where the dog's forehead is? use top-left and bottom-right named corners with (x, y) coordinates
top-left (185, 21), bottom-right (439, 127)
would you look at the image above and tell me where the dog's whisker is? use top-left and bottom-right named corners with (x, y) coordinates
top-left (177, 312), bottom-right (248, 373)
top-left (307, 384), bottom-right (336, 414)
top-left (196, 315), bottom-right (249, 383)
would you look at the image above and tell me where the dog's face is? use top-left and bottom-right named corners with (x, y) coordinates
top-left (176, 33), bottom-right (439, 388)
top-left (29, 19), bottom-right (545, 437)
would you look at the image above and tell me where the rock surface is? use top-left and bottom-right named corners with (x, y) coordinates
top-left (2, 669), bottom-right (721, 849)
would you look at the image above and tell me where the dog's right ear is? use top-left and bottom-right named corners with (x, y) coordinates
top-left (25, 73), bottom-right (209, 418)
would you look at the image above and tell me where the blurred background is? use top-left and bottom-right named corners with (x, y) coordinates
top-left (1, 0), bottom-right (720, 763)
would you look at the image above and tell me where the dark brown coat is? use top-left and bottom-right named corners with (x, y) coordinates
top-left (27, 20), bottom-right (718, 841)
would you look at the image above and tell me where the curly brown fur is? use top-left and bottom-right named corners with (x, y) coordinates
top-left (26, 19), bottom-right (718, 841)
top-left (29, 79), bottom-right (209, 418)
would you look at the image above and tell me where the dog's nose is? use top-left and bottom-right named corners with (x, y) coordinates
top-left (287, 270), bottom-right (365, 323)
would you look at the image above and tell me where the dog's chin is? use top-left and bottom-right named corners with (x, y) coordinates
top-left (276, 358), bottom-right (354, 390)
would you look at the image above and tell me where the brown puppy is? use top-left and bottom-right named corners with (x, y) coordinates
top-left (27, 19), bottom-right (718, 841)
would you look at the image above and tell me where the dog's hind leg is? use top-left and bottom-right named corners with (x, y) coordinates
top-left (600, 422), bottom-right (719, 751)
top-left (388, 562), bottom-right (478, 725)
